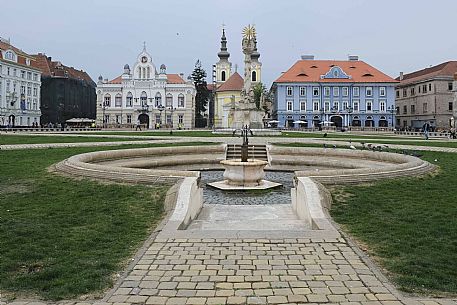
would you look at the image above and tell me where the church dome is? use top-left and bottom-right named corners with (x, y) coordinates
top-left (160, 64), bottom-right (166, 69)
top-left (124, 64), bottom-right (130, 69)
top-left (98, 75), bottom-right (103, 81)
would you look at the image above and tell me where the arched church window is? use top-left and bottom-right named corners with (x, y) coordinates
top-left (252, 71), bottom-right (257, 82)
top-left (155, 92), bottom-right (162, 107)
top-left (140, 91), bottom-right (147, 106)
top-left (221, 71), bottom-right (226, 81)
top-left (166, 93), bottom-right (173, 107)
top-left (115, 93), bottom-right (122, 107)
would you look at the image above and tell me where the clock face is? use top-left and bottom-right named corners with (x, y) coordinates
top-left (141, 56), bottom-right (148, 63)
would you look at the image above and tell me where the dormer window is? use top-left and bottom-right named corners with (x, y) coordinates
top-left (5, 50), bottom-right (15, 61)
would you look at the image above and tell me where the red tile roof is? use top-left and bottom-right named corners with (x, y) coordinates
top-left (0, 40), bottom-right (40, 70)
top-left (107, 75), bottom-right (122, 84)
top-left (274, 60), bottom-right (397, 83)
top-left (397, 61), bottom-right (457, 85)
top-left (166, 74), bottom-right (186, 84)
top-left (33, 53), bottom-right (94, 84)
top-left (216, 72), bottom-right (244, 92)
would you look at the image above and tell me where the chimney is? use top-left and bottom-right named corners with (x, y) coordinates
top-left (301, 55), bottom-right (314, 60)
top-left (399, 72), bottom-right (404, 81)
top-left (179, 73), bottom-right (184, 79)
top-left (348, 55), bottom-right (359, 61)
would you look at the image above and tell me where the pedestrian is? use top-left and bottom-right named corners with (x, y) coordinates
top-left (135, 119), bottom-right (142, 131)
top-left (423, 121), bottom-right (430, 140)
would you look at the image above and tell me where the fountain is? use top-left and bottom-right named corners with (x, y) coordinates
top-left (208, 125), bottom-right (282, 190)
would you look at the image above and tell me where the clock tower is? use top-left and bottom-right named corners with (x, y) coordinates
top-left (215, 28), bottom-right (232, 84)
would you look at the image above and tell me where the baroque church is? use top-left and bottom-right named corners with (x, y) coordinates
top-left (213, 28), bottom-right (262, 128)
top-left (96, 45), bottom-right (195, 129)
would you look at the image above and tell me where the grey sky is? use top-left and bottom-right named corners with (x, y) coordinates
top-left (2, 0), bottom-right (456, 87)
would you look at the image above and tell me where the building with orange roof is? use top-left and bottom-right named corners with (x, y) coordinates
top-left (271, 55), bottom-right (398, 129)
top-left (33, 53), bottom-right (96, 125)
top-left (395, 61), bottom-right (457, 130)
top-left (96, 44), bottom-right (195, 129)
top-left (0, 37), bottom-right (41, 127)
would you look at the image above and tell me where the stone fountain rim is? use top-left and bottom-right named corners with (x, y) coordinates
top-left (220, 159), bottom-right (268, 166)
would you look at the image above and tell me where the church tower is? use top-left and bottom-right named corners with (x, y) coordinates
top-left (215, 28), bottom-right (232, 84)
top-left (250, 36), bottom-right (262, 84)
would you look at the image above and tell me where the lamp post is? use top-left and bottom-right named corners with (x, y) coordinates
top-left (387, 105), bottom-right (395, 130)
top-left (168, 106), bottom-right (176, 128)
top-left (347, 106), bottom-right (353, 130)
top-left (158, 105), bottom-right (165, 128)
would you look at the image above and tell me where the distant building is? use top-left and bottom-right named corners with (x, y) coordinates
top-left (213, 29), bottom-right (262, 128)
top-left (0, 38), bottom-right (41, 127)
top-left (96, 45), bottom-right (195, 129)
top-left (34, 54), bottom-right (96, 125)
top-left (271, 55), bottom-right (398, 129)
top-left (395, 61), bottom-right (457, 130)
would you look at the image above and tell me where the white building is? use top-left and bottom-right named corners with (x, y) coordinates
top-left (0, 38), bottom-right (41, 127)
top-left (96, 45), bottom-right (195, 129)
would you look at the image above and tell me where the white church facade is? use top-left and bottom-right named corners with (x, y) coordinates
top-left (96, 45), bottom-right (195, 129)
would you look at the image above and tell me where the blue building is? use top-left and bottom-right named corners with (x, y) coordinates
top-left (271, 55), bottom-right (398, 129)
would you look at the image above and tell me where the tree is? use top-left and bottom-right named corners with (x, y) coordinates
top-left (253, 82), bottom-right (267, 110)
top-left (191, 60), bottom-right (210, 123)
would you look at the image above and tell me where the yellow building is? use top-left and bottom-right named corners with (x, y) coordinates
top-left (213, 28), bottom-right (262, 128)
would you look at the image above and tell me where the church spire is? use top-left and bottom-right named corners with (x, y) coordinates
top-left (218, 29), bottom-right (230, 60)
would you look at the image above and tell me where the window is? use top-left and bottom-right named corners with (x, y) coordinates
top-left (27, 72), bottom-right (32, 80)
top-left (221, 71), bottom-right (226, 81)
top-left (324, 101), bottom-right (330, 111)
top-left (342, 101), bottom-right (348, 110)
top-left (21, 85), bottom-right (25, 94)
top-left (366, 87), bottom-right (373, 97)
top-left (104, 114), bottom-right (110, 123)
top-left (379, 86), bottom-right (386, 97)
top-left (429, 83), bottom-right (432, 91)
top-left (166, 94), bottom-right (173, 107)
top-left (115, 94), bottom-right (122, 107)
top-left (251, 71), bottom-right (257, 82)
top-left (300, 100), bottom-right (306, 111)
top-left (313, 100), bottom-right (319, 111)
top-left (116, 115), bottom-right (121, 124)
top-left (299, 86), bottom-right (306, 96)
top-left (366, 100), bottom-right (373, 112)
top-left (140, 91), bottom-right (147, 106)
top-left (333, 87), bottom-right (339, 97)
top-left (287, 100), bottom-right (293, 111)
top-left (411, 104), bottom-right (415, 114)
top-left (380, 100), bottom-right (386, 112)
top-left (410, 87), bottom-right (415, 96)
top-left (332, 101), bottom-right (339, 111)
top-left (178, 114), bottom-right (184, 124)
top-left (449, 83), bottom-right (453, 91)
top-left (423, 84), bottom-right (427, 93)
top-left (353, 87), bottom-right (360, 97)
top-left (353, 100), bottom-right (359, 111)
top-left (286, 86), bottom-right (293, 96)
top-left (396, 90), bottom-right (400, 98)
top-left (33, 74), bottom-right (38, 81)
top-left (21, 71), bottom-right (25, 78)
top-left (155, 92), bottom-right (162, 107)
top-left (313, 87), bottom-right (320, 96)
top-left (449, 102), bottom-right (453, 111)
top-left (403, 88), bottom-right (407, 97)
top-left (403, 105), bottom-right (407, 114)
top-left (33, 87), bottom-right (37, 97)
top-left (127, 115), bottom-right (132, 124)
top-left (27, 87), bottom-right (31, 96)
top-left (104, 94), bottom-right (111, 107)
top-left (5, 51), bottom-right (15, 61)
top-left (324, 87), bottom-right (330, 97)
top-left (155, 114), bottom-right (161, 124)
top-left (342, 87), bottom-right (349, 97)
top-left (178, 94), bottom-right (185, 107)
top-left (418, 85), bottom-right (421, 93)
top-left (166, 114), bottom-right (172, 125)
top-left (126, 92), bottom-right (133, 107)
top-left (423, 103), bottom-right (428, 113)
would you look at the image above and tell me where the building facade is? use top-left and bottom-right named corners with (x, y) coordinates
top-left (395, 61), bottom-right (457, 130)
top-left (96, 45), bottom-right (195, 129)
top-left (272, 56), bottom-right (397, 129)
top-left (213, 29), bottom-right (262, 128)
top-left (34, 54), bottom-right (96, 125)
top-left (0, 38), bottom-right (41, 127)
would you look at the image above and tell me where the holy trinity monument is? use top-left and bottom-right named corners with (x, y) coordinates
top-left (231, 25), bottom-right (265, 129)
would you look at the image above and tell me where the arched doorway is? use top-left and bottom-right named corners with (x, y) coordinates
top-left (286, 115), bottom-right (294, 128)
top-left (379, 116), bottom-right (388, 127)
top-left (313, 115), bottom-right (320, 128)
top-left (365, 116), bottom-right (374, 127)
top-left (352, 116), bottom-right (361, 127)
top-left (138, 113), bottom-right (149, 129)
top-left (299, 115), bottom-right (308, 128)
top-left (330, 115), bottom-right (343, 128)
top-left (8, 115), bottom-right (15, 127)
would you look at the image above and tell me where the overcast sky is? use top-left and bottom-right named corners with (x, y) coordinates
top-left (2, 0), bottom-right (456, 87)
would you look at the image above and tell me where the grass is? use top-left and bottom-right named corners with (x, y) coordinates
top-left (0, 142), bottom-right (211, 300)
top-left (0, 135), bottom-right (149, 145)
top-left (330, 151), bottom-right (457, 296)
top-left (90, 130), bottom-right (225, 137)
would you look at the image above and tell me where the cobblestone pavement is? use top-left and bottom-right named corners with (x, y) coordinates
top-left (201, 171), bottom-right (294, 205)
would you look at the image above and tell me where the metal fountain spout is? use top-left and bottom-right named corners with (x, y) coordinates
top-left (232, 125), bottom-right (254, 162)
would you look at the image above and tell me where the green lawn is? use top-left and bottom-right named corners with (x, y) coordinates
top-left (91, 130), bottom-right (225, 137)
top-left (330, 151), bottom-right (457, 296)
top-left (0, 135), bottom-right (149, 145)
top-left (0, 143), bottom-right (209, 300)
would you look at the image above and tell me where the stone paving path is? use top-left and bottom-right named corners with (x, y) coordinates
top-left (2, 134), bottom-right (457, 305)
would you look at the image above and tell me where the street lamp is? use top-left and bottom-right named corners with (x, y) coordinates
top-left (387, 105), bottom-right (395, 130)
top-left (158, 105), bottom-right (165, 127)
top-left (168, 106), bottom-right (176, 128)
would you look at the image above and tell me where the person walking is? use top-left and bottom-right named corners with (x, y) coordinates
top-left (135, 119), bottom-right (142, 131)
top-left (423, 121), bottom-right (430, 140)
